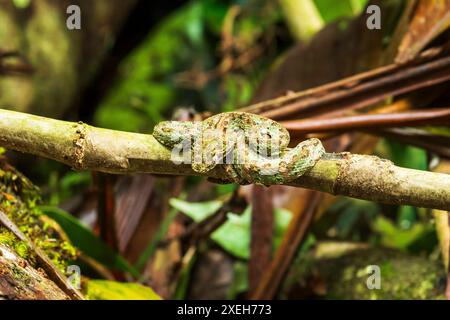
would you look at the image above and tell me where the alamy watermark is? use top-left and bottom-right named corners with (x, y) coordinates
top-left (366, 265), bottom-right (381, 290)
top-left (366, 4), bottom-right (381, 30)
top-left (66, 5), bottom-right (81, 30)
top-left (64, 3), bottom-right (381, 31)
top-left (67, 264), bottom-right (81, 289)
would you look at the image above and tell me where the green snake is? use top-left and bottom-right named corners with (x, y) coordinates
top-left (153, 112), bottom-right (325, 185)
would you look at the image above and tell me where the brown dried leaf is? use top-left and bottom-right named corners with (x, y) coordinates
top-left (396, 0), bottom-right (450, 63)
top-left (252, 0), bottom-right (405, 103)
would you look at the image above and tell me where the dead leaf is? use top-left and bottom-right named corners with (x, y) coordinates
top-left (396, 0), bottom-right (450, 63)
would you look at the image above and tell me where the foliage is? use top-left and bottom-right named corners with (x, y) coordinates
top-left (94, 0), bottom-right (286, 132)
top-left (170, 198), bottom-right (292, 259)
top-left (169, 198), bottom-right (223, 222)
top-left (40, 206), bottom-right (139, 277)
top-left (314, 0), bottom-right (368, 23)
top-left (286, 242), bottom-right (446, 299)
top-left (86, 280), bottom-right (161, 300)
top-left (0, 157), bottom-right (77, 273)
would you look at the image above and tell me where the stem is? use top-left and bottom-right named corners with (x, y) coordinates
top-left (0, 108), bottom-right (449, 210)
top-left (279, 0), bottom-right (324, 42)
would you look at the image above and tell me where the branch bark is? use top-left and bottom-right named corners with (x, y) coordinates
top-left (0, 108), bottom-right (449, 210)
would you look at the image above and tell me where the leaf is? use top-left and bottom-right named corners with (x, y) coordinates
top-left (378, 139), bottom-right (428, 229)
top-left (173, 248), bottom-right (197, 300)
top-left (228, 261), bottom-right (248, 299)
top-left (325, 198), bottom-right (378, 239)
top-left (314, 0), bottom-right (367, 23)
top-left (211, 207), bottom-right (252, 259)
top-left (39, 206), bottom-right (139, 277)
top-left (210, 206), bottom-right (292, 259)
top-left (170, 199), bottom-right (293, 259)
top-left (86, 280), bottom-right (161, 300)
top-left (169, 198), bottom-right (223, 222)
top-left (382, 139), bottom-right (427, 170)
top-left (372, 216), bottom-right (433, 251)
top-left (396, 0), bottom-right (450, 63)
top-left (252, 0), bottom-right (405, 102)
top-left (273, 207), bottom-right (293, 249)
top-left (12, 0), bottom-right (30, 9)
top-left (280, 0), bottom-right (324, 42)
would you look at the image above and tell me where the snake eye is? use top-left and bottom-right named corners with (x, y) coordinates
top-left (260, 128), bottom-right (271, 140)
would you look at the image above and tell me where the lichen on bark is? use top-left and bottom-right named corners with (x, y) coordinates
top-left (0, 244), bottom-right (69, 300)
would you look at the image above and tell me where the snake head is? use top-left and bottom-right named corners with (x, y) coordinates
top-left (153, 121), bottom-right (200, 148)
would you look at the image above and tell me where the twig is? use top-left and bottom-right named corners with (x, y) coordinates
top-left (250, 191), bottom-right (321, 299)
top-left (0, 108), bottom-right (449, 210)
top-left (95, 173), bottom-right (119, 251)
top-left (240, 47), bottom-right (450, 120)
top-left (249, 185), bottom-right (274, 295)
top-left (279, 0), bottom-right (324, 42)
top-left (282, 108), bottom-right (450, 134)
top-left (375, 128), bottom-right (450, 158)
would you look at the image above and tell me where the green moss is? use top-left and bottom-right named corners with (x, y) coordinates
top-left (285, 242), bottom-right (446, 299)
top-left (0, 157), bottom-right (77, 274)
top-left (0, 228), bottom-right (32, 260)
top-left (0, 228), bottom-right (16, 244)
top-left (14, 240), bottom-right (30, 260)
top-left (11, 263), bottom-right (29, 282)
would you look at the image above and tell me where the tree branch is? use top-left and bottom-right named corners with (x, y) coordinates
top-left (0, 108), bottom-right (448, 210)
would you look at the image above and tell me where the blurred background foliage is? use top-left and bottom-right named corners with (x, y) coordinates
top-left (1, 0), bottom-right (449, 300)
top-left (94, 0), bottom-right (368, 133)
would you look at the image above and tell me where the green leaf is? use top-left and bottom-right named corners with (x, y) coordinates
top-left (383, 139), bottom-right (427, 170)
top-left (273, 207), bottom-right (293, 249)
top-left (210, 206), bottom-right (292, 259)
top-left (169, 198), bottom-right (223, 222)
top-left (170, 197), bottom-right (247, 256)
top-left (314, 0), bottom-right (367, 23)
top-left (170, 199), bottom-right (292, 260)
top-left (87, 280), bottom-right (161, 300)
top-left (372, 216), bottom-right (433, 251)
top-left (173, 249), bottom-right (197, 300)
top-left (12, 0), bottom-right (31, 9)
top-left (329, 198), bottom-right (379, 239)
top-left (39, 206), bottom-right (139, 277)
top-left (211, 207), bottom-right (252, 259)
top-left (228, 261), bottom-right (248, 299)
top-left (377, 139), bottom-right (428, 229)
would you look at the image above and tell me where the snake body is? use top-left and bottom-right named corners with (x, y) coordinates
top-left (153, 112), bottom-right (325, 185)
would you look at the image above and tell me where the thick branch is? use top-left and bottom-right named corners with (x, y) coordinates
top-left (0, 108), bottom-right (448, 210)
